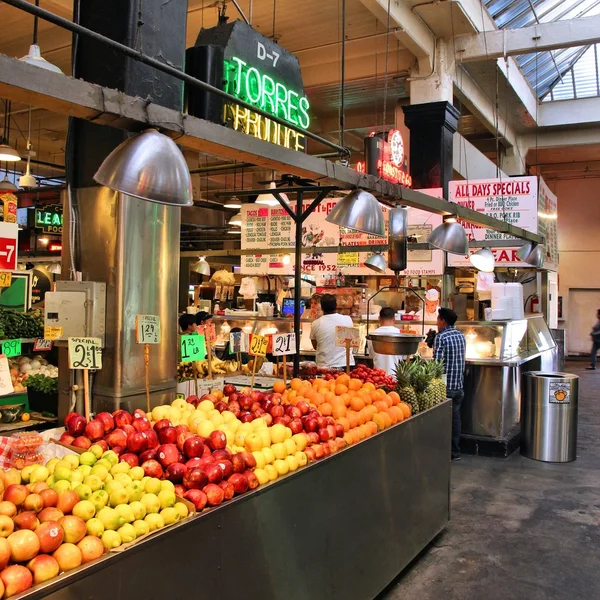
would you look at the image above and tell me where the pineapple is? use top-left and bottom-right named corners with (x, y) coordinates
top-left (394, 361), bottom-right (419, 415)
top-left (412, 363), bottom-right (434, 412)
top-left (427, 360), bottom-right (447, 405)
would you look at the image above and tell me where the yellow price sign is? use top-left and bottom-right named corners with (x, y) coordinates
top-left (249, 334), bottom-right (268, 357)
top-left (44, 325), bottom-right (63, 341)
top-left (0, 272), bottom-right (11, 288)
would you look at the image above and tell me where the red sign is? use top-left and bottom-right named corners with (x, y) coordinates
top-left (49, 243), bottom-right (62, 252)
top-left (0, 238), bottom-right (17, 270)
top-left (356, 129), bottom-right (412, 187)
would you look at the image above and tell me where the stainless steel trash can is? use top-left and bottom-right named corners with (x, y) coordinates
top-left (521, 372), bottom-right (578, 462)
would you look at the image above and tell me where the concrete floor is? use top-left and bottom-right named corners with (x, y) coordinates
top-left (382, 361), bottom-right (600, 600)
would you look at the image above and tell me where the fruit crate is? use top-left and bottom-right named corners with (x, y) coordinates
top-left (223, 375), bottom-right (277, 390)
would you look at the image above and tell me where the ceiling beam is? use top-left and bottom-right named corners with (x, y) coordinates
top-left (0, 53), bottom-right (543, 243)
top-left (455, 15), bottom-right (600, 62)
top-left (359, 0), bottom-right (435, 73)
top-left (538, 97), bottom-right (600, 127)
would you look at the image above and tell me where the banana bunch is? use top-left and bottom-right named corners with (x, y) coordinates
top-left (241, 357), bottom-right (265, 374)
top-left (195, 357), bottom-right (240, 377)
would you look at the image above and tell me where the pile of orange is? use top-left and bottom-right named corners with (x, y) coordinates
top-left (282, 374), bottom-right (411, 447)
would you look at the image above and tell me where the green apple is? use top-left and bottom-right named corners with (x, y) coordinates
top-left (96, 507), bottom-right (123, 531)
top-left (64, 455), bottom-right (80, 469)
top-left (91, 490), bottom-right (109, 513)
top-left (95, 459), bottom-right (112, 471)
top-left (29, 465), bottom-right (49, 483)
top-left (86, 517), bottom-right (104, 537)
top-left (117, 523), bottom-right (136, 543)
top-left (132, 519), bottom-right (149, 538)
top-left (110, 462), bottom-right (130, 476)
top-left (174, 502), bottom-right (189, 520)
top-left (46, 475), bottom-right (55, 488)
top-left (20, 464), bottom-right (37, 483)
top-left (160, 507), bottom-right (180, 525)
top-left (74, 484), bottom-right (92, 500)
top-left (89, 444), bottom-right (105, 459)
top-left (102, 451), bottom-right (119, 467)
top-left (46, 458), bottom-right (60, 475)
top-left (158, 489), bottom-right (176, 510)
top-left (54, 467), bottom-right (72, 482)
top-left (144, 513), bottom-right (165, 532)
top-left (79, 451), bottom-right (97, 467)
top-left (77, 464), bottom-right (92, 478)
top-left (102, 480), bottom-right (124, 495)
top-left (144, 478), bottom-right (162, 495)
top-left (109, 488), bottom-right (130, 508)
top-left (114, 473), bottom-right (132, 487)
top-left (54, 459), bottom-right (73, 472)
top-left (53, 480), bottom-right (71, 494)
top-left (126, 482), bottom-right (144, 502)
top-left (90, 465), bottom-right (109, 481)
top-left (72, 500), bottom-right (96, 521)
top-left (114, 504), bottom-right (134, 524)
top-left (129, 467), bottom-right (144, 481)
top-left (70, 470), bottom-right (84, 485)
top-left (140, 493), bottom-right (160, 515)
top-left (84, 475), bottom-right (103, 492)
top-left (128, 501), bottom-right (146, 521)
top-left (160, 480), bottom-right (175, 493)
top-left (101, 530), bottom-right (122, 550)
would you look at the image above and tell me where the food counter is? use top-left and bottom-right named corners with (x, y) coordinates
top-left (456, 315), bottom-right (557, 442)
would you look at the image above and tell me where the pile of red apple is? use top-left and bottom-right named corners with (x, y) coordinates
top-left (349, 365), bottom-right (396, 388)
top-left (0, 478), bottom-right (104, 597)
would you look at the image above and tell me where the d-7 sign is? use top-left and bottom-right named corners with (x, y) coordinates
top-left (0, 223), bottom-right (18, 271)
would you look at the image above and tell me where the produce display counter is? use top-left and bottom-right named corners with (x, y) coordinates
top-left (18, 402), bottom-right (451, 600)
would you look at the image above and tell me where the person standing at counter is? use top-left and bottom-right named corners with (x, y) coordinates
top-left (310, 294), bottom-right (355, 369)
top-left (587, 308), bottom-right (600, 370)
top-left (368, 307), bottom-right (402, 375)
top-left (434, 308), bottom-right (466, 461)
top-left (178, 314), bottom-right (197, 334)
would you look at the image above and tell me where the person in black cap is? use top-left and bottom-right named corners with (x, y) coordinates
top-left (195, 311), bottom-right (213, 327)
top-left (178, 313), bottom-right (197, 334)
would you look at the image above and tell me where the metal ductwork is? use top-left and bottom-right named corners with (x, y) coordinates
top-left (388, 207), bottom-right (407, 273)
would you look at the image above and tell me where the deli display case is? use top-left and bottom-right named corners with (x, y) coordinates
top-left (456, 315), bottom-right (557, 442)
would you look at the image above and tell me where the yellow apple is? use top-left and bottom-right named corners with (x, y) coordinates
top-left (270, 424), bottom-right (287, 444)
top-left (254, 469), bottom-right (269, 485)
top-left (221, 411), bottom-right (236, 423)
top-left (251, 451), bottom-right (266, 469)
top-left (234, 431), bottom-right (248, 447)
top-left (258, 429), bottom-right (271, 448)
top-left (198, 400), bottom-right (214, 412)
top-left (291, 433), bottom-right (307, 452)
top-left (284, 427), bottom-right (292, 440)
top-left (261, 447), bottom-right (275, 464)
top-left (285, 455), bottom-right (299, 472)
top-left (228, 419), bottom-right (241, 433)
top-left (244, 433), bottom-right (263, 453)
top-left (239, 422), bottom-right (253, 432)
top-left (172, 399), bottom-right (187, 411)
top-left (197, 421), bottom-right (215, 438)
top-left (294, 451), bottom-right (308, 467)
top-left (252, 417), bottom-right (267, 431)
top-left (264, 465), bottom-right (278, 482)
top-left (271, 442), bottom-right (287, 460)
top-left (223, 429), bottom-right (235, 446)
top-left (273, 459), bottom-right (289, 476)
top-left (152, 406), bottom-right (169, 422)
top-left (284, 439), bottom-right (297, 456)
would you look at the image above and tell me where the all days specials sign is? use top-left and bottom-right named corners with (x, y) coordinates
top-left (241, 189), bottom-right (444, 277)
top-left (447, 176), bottom-right (558, 270)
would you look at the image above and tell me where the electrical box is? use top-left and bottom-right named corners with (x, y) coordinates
top-left (44, 281), bottom-right (107, 345)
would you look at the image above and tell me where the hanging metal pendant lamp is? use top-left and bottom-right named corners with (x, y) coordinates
top-left (365, 252), bottom-right (387, 273)
top-left (19, 1), bottom-right (63, 74)
top-left (516, 242), bottom-right (545, 268)
top-left (326, 189), bottom-right (385, 237)
top-left (256, 181), bottom-right (289, 207)
top-left (469, 247), bottom-right (495, 272)
top-left (0, 101), bottom-right (20, 163)
top-left (194, 257), bottom-right (211, 276)
top-left (428, 218), bottom-right (469, 255)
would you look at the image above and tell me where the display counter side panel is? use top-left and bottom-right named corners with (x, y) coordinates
top-left (27, 403), bottom-right (451, 600)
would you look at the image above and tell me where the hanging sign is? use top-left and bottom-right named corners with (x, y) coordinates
top-left (356, 130), bottom-right (412, 187)
top-left (33, 338), bottom-right (53, 352)
top-left (0, 272), bottom-right (11, 288)
top-left (68, 337), bottom-right (103, 370)
top-left (229, 331), bottom-right (248, 353)
top-left (272, 332), bottom-right (295, 356)
top-left (135, 315), bottom-right (161, 344)
top-left (249, 334), bottom-right (268, 357)
top-left (538, 177), bottom-right (558, 271)
top-left (34, 205), bottom-right (63, 234)
top-left (180, 334), bottom-right (206, 363)
top-left (1, 193), bottom-right (17, 224)
top-left (198, 323), bottom-right (217, 345)
top-left (335, 326), bottom-right (360, 349)
top-left (0, 223), bottom-right (18, 271)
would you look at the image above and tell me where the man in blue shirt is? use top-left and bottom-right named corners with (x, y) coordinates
top-left (434, 307), bottom-right (466, 461)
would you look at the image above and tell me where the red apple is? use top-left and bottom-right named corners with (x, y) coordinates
top-left (0, 503), bottom-right (15, 519)
top-left (308, 432), bottom-right (320, 445)
top-left (28, 554), bottom-right (60, 584)
top-left (64, 412), bottom-right (80, 429)
top-left (215, 401), bottom-right (228, 413)
top-left (308, 409), bottom-right (319, 419)
top-left (197, 456), bottom-right (215, 470)
top-left (317, 416), bottom-right (328, 430)
top-left (58, 515), bottom-right (86, 544)
top-left (289, 418), bottom-right (303, 435)
top-left (223, 384), bottom-right (237, 396)
top-left (119, 453), bottom-right (140, 468)
top-left (207, 431), bottom-right (227, 451)
top-left (158, 426), bottom-right (177, 445)
top-left (218, 480), bottom-right (234, 500)
top-left (250, 390), bottom-right (263, 403)
top-left (297, 401), bottom-right (310, 415)
top-left (52, 542), bottom-right (82, 571)
top-left (240, 413), bottom-right (254, 424)
top-left (272, 393), bottom-right (282, 405)
top-left (157, 444), bottom-right (180, 468)
top-left (313, 445), bottom-right (325, 459)
top-left (244, 470), bottom-right (259, 490)
top-left (72, 436), bottom-right (92, 449)
top-left (7, 529), bottom-right (40, 562)
top-left (112, 445), bottom-right (125, 456)
top-left (0, 538), bottom-right (9, 569)
top-left (182, 468), bottom-right (208, 490)
top-left (23, 494), bottom-right (43, 514)
top-left (38, 508), bottom-right (64, 524)
top-left (144, 429), bottom-right (159, 449)
top-left (328, 439), bottom-right (338, 453)
top-left (0, 564), bottom-right (33, 596)
top-left (318, 428), bottom-right (330, 442)
top-left (105, 428), bottom-right (127, 449)
top-left (322, 443), bottom-right (331, 457)
top-left (77, 535), bottom-right (105, 563)
top-left (201, 444), bottom-right (212, 458)
top-left (273, 417), bottom-right (288, 426)
top-left (335, 423), bottom-right (344, 437)
top-left (185, 457), bottom-right (203, 471)
top-left (203, 463), bottom-right (223, 484)
top-left (326, 424), bottom-right (337, 440)
top-left (252, 409), bottom-right (266, 419)
top-left (56, 491), bottom-right (79, 515)
top-left (263, 413), bottom-right (273, 426)
top-left (121, 424), bottom-right (136, 437)
top-left (112, 410), bottom-right (133, 428)
top-left (58, 432), bottom-right (75, 445)
top-left (202, 484), bottom-right (224, 506)
top-left (174, 484), bottom-right (186, 498)
top-left (175, 424), bottom-right (190, 437)
top-left (95, 412), bottom-right (115, 433)
top-left (270, 405), bottom-right (284, 418)
top-left (4, 485), bottom-right (28, 507)
top-left (35, 521), bottom-right (64, 553)
top-left (262, 399), bottom-right (274, 413)
top-left (132, 417), bottom-right (151, 432)
top-left (231, 454), bottom-right (246, 474)
top-left (127, 431), bottom-right (148, 454)
top-left (227, 473), bottom-right (249, 495)
top-left (66, 414), bottom-right (87, 436)
top-left (238, 451), bottom-right (257, 470)
top-left (211, 449), bottom-right (232, 462)
top-left (132, 409), bottom-right (146, 420)
top-left (183, 489), bottom-right (207, 511)
top-left (176, 431), bottom-right (194, 452)
top-left (185, 395), bottom-right (199, 405)
top-left (139, 448), bottom-right (158, 463)
top-left (165, 462), bottom-right (187, 483)
top-left (304, 447), bottom-right (317, 462)
top-left (95, 439), bottom-right (109, 452)
top-left (183, 436), bottom-right (205, 459)
top-left (216, 460), bottom-right (233, 479)
top-left (153, 418), bottom-right (172, 433)
top-left (238, 395), bottom-right (252, 410)
top-left (141, 460), bottom-right (163, 479)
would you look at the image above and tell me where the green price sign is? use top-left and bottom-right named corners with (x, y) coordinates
top-left (1, 339), bottom-right (21, 358)
top-left (181, 334), bottom-right (206, 363)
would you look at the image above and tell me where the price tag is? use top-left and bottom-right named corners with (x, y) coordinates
top-left (198, 323), bottom-right (216, 344)
top-left (1, 339), bottom-right (21, 358)
top-left (335, 326), bottom-right (360, 349)
top-left (33, 338), bottom-right (53, 352)
top-left (68, 337), bottom-right (103, 370)
top-left (249, 334), bottom-right (268, 357)
top-left (272, 332), bottom-right (296, 356)
top-left (135, 315), bottom-right (161, 344)
top-left (0, 272), bottom-right (11, 288)
top-left (181, 334), bottom-right (206, 363)
top-left (229, 332), bottom-right (248, 353)
top-left (0, 355), bottom-right (14, 397)
top-left (44, 326), bottom-right (63, 341)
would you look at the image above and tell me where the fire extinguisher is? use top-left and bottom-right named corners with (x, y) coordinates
top-left (531, 295), bottom-right (540, 313)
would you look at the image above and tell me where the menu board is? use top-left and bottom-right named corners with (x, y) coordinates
top-left (537, 177), bottom-right (558, 271)
top-left (240, 189), bottom-right (444, 277)
top-left (447, 176), bottom-right (540, 268)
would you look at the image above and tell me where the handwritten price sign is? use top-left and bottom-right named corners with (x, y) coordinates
top-left (198, 323), bottom-right (217, 344)
top-left (33, 338), bottom-right (53, 352)
top-left (68, 337), bottom-right (103, 370)
top-left (272, 332), bottom-right (296, 356)
top-left (0, 272), bottom-right (11, 288)
top-left (229, 332), bottom-right (248, 353)
top-left (335, 326), bottom-right (360, 349)
top-left (181, 334), bottom-right (206, 363)
top-left (44, 326), bottom-right (63, 341)
top-left (249, 334), bottom-right (268, 357)
top-left (135, 315), bottom-right (161, 344)
top-left (1, 339), bottom-right (21, 358)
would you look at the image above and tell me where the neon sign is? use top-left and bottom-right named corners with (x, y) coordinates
top-left (35, 206), bottom-right (63, 234)
top-left (357, 129), bottom-right (412, 187)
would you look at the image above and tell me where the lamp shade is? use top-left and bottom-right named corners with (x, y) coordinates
top-left (365, 253), bottom-right (387, 273)
top-left (194, 258), bottom-right (211, 276)
top-left (326, 189), bottom-right (385, 237)
top-left (228, 212), bottom-right (242, 227)
top-left (94, 129), bottom-right (193, 206)
top-left (20, 44), bottom-right (63, 74)
top-left (224, 197), bottom-right (242, 209)
top-left (0, 176), bottom-right (17, 191)
top-left (0, 145), bottom-right (20, 162)
top-left (256, 181), bottom-right (289, 207)
top-left (48, 263), bottom-right (62, 275)
top-left (428, 222), bottom-right (469, 255)
top-left (469, 247), bottom-right (495, 272)
top-left (517, 242), bottom-right (545, 267)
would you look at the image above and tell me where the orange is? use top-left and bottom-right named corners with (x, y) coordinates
top-left (324, 391), bottom-right (336, 403)
top-left (332, 404), bottom-right (347, 419)
top-left (386, 408), bottom-right (398, 425)
top-left (350, 396), bottom-right (365, 411)
top-left (335, 383), bottom-right (348, 396)
top-left (287, 390), bottom-right (297, 401)
top-left (389, 391), bottom-right (400, 405)
top-left (320, 402), bottom-right (333, 416)
top-left (373, 400), bottom-right (387, 413)
top-left (363, 382), bottom-right (375, 392)
top-left (290, 378), bottom-right (303, 391)
top-left (343, 432), bottom-right (354, 446)
top-left (380, 412), bottom-right (393, 429)
top-left (372, 413), bottom-right (385, 431)
top-left (384, 395), bottom-right (393, 408)
top-left (336, 373), bottom-right (350, 387)
top-left (399, 402), bottom-right (411, 418)
top-left (391, 405), bottom-right (404, 422)
top-left (338, 393), bottom-right (350, 407)
top-left (337, 416), bottom-right (350, 432)
top-left (365, 405), bottom-right (377, 418)
top-left (347, 412), bottom-right (358, 429)
top-left (366, 421), bottom-right (378, 436)
top-left (348, 378), bottom-right (362, 391)
top-left (273, 380), bottom-right (286, 394)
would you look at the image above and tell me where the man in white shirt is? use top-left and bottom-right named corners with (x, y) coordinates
top-left (368, 307), bottom-right (402, 374)
top-left (310, 294), bottom-right (355, 368)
